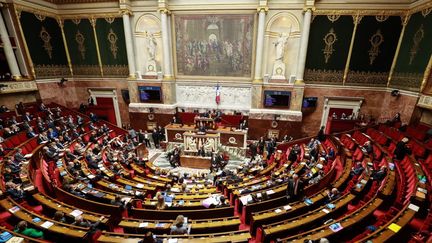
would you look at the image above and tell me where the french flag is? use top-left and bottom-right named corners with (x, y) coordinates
top-left (215, 84), bottom-right (221, 105)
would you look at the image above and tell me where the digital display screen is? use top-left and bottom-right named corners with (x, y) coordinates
top-left (138, 86), bottom-right (162, 102)
top-left (303, 97), bottom-right (318, 108)
top-left (263, 90), bottom-right (291, 108)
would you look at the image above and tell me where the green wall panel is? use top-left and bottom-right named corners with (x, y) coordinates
top-left (349, 16), bottom-right (401, 72)
top-left (305, 15), bottom-right (353, 84)
top-left (347, 16), bottom-right (402, 86)
top-left (96, 18), bottom-right (127, 65)
top-left (391, 11), bottom-right (432, 91)
top-left (64, 19), bottom-right (99, 66)
top-left (20, 12), bottom-right (67, 66)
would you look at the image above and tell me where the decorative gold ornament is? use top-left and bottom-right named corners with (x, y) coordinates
top-left (368, 29), bottom-right (384, 65)
top-left (34, 12), bottom-right (46, 22)
top-left (75, 30), bottom-right (86, 60)
top-left (304, 69), bottom-right (344, 84)
top-left (375, 15), bottom-right (389, 22)
top-left (327, 14), bottom-right (340, 23)
top-left (107, 28), bottom-right (119, 59)
top-left (353, 14), bottom-right (363, 25)
top-left (16, 9), bottom-right (22, 19)
top-left (72, 19), bottom-right (81, 25)
top-left (89, 17), bottom-right (97, 28)
top-left (322, 28), bottom-right (337, 64)
top-left (105, 17), bottom-right (115, 24)
top-left (409, 25), bottom-right (424, 65)
top-left (421, 8), bottom-right (432, 17)
top-left (39, 26), bottom-right (53, 59)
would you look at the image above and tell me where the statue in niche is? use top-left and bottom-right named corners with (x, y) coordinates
top-left (147, 33), bottom-right (157, 61)
top-left (274, 33), bottom-right (289, 61)
top-left (271, 31), bottom-right (290, 80)
top-left (145, 32), bottom-right (158, 75)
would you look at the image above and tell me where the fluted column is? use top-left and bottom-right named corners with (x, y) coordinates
top-left (253, 7), bottom-right (267, 83)
top-left (159, 8), bottom-right (173, 80)
top-left (0, 8), bottom-right (21, 79)
top-left (122, 10), bottom-right (136, 79)
top-left (295, 8), bottom-right (312, 85)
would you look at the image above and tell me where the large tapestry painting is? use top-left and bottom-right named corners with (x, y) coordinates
top-left (174, 14), bottom-right (254, 77)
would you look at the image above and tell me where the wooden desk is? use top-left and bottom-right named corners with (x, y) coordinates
top-left (165, 124), bottom-right (247, 148)
top-left (180, 155), bottom-right (211, 169)
top-left (33, 193), bottom-right (109, 225)
top-left (0, 198), bottom-right (88, 240)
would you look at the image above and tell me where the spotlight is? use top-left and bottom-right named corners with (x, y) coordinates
top-left (391, 90), bottom-right (400, 97)
top-left (58, 78), bottom-right (68, 87)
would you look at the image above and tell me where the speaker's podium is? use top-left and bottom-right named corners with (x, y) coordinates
top-left (180, 132), bottom-right (219, 169)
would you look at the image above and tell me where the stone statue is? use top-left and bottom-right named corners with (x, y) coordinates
top-left (274, 33), bottom-right (289, 61)
top-left (147, 33), bottom-right (157, 61)
top-left (145, 32), bottom-right (158, 75)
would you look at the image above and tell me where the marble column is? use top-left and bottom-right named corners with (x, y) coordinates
top-left (253, 8), bottom-right (267, 83)
top-left (0, 9), bottom-right (21, 79)
top-left (122, 11), bottom-right (136, 78)
top-left (160, 9), bottom-right (173, 80)
top-left (295, 8), bottom-right (312, 84)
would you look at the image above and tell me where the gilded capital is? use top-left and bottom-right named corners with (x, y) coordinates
top-left (120, 9), bottom-right (132, 16)
top-left (158, 8), bottom-right (171, 15)
top-left (56, 18), bottom-right (64, 28)
top-left (352, 14), bottom-right (363, 25)
top-left (257, 6), bottom-right (269, 13)
top-left (89, 17), bottom-right (97, 28)
top-left (401, 14), bottom-right (411, 26)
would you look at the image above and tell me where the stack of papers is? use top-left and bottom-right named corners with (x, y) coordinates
top-left (274, 209), bottom-right (282, 214)
top-left (40, 221), bottom-right (54, 229)
top-left (8, 206), bottom-right (20, 214)
top-left (138, 222), bottom-right (149, 228)
top-left (70, 210), bottom-right (83, 217)
top-left (283, 205), bottom-right (292, 211)
top-left (322, 209), bottom-right (330, 214)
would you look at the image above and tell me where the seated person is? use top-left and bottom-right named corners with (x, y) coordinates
top-left (73, 215), bottom-right (104, 230)
top-left (155, 192), bottom-right (166, 210)
top-left (172, 116), bottom-right (182, 124)
top-left (27, 127), bottom-right (37, 138)
top-left (325, 188), bottom-right (340, 203)
top-left (14, 221), bottom-right (44, 239)
top-left (170, 215), bottom-right (188, 235)
top-left (371, 166), bottom-right (387, 181)
top-left (53, 211), bottom-right (67, 223)
top-left (14, 148), bottom-right (26, 163)
top-left (350, 161), bottom-right (364, 176)
top-left (38, 131), bottom-right (49, 144)
top-left (6, 181), bottom-right (25, 200)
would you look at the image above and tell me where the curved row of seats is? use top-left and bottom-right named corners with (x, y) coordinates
top-left (0, 103), bottom-right (430, 243)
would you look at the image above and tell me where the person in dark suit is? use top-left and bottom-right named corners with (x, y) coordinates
top-left (394, 137), bottom-right (411, 161)
top-left (89, 112), bottom-right (98, 123)
top-left (257, 137), bottom-right (265, 154)
top-left (27, 127), bottom-right (37, 138)
top-left (172, 116), bottom-right (182, 125)
top-left (325, 188), bottom-right (340, 203)
top-left (286, 174), bottom-right (304, 202)
top-left (197, 146), bottom-right (206, 157)
top-left (317, 126), bottom-right (326, 142)
top-left (14, 148), bottom-right (26, 163)
top-left (38, 131), bottom-right (49, 144)
top-left (152, 128), bottom-right (159, 148)
top-left (23, 112), bottom-right (32, 122)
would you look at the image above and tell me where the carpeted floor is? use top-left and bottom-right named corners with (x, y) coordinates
top-left (149, 148), bottom-right (248, 175)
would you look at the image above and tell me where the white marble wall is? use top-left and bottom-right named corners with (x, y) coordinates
top-left (176, 84), bottom-right (252, 111)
